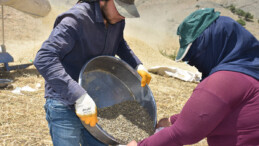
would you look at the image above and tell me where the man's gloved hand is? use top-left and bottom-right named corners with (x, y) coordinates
top-left (137, 64), bottom-right (151, 87)
top-left (75, 93), bottom-right (97, 127)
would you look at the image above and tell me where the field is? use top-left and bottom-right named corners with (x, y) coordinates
top-left (1, 0), bottom-right (259, 145)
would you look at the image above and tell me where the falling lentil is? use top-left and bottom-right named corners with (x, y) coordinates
top-left (97, 100), bottom-right (154, 144)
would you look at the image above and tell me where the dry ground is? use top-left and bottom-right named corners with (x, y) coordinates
top-left (1, 1), bottom-right (259, 145)
top-left (0, 60), bottom-right (204, 146)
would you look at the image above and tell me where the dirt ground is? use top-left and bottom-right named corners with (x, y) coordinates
top-left (0, 1), bottom-right (259, 145)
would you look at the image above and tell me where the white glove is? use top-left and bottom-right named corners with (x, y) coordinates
top-left (75, 93), bottom-right (97, 127)
top-left (136, 64), bottom-right (151, 87)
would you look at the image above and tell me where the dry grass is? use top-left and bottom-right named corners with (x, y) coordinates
top-left (1, 1), bottom-right (258, 145)
top-left (0, 66), bottom-right (208, 146)
top-left (0, 68), bottom-right (52, 146)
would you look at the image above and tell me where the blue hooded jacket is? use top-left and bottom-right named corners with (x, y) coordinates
top-left (34, 2), bottom-right (141, 105)
top-left (183, 16), bottom-right (259, 80)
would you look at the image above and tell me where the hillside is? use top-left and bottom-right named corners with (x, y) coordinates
top-left (217, 0), bottom-right (259, 19)
top-left (126, 0), bottom-right (259, 56)
top-left (0, 0), bottom-right (258, 67)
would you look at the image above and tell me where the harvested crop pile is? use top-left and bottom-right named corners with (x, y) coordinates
top-left (97, 100), bottom-right (154, 144)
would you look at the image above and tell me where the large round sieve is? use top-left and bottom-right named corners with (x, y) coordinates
top-left (78, 56), bottom-right (157, 145)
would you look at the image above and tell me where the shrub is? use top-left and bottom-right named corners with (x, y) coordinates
top-left (228, 4), bottom-right (236, 13)
top-left (237, 19), bottom-right (246, 26)
top-left (258, 19), bottom-right (259, 23)
top-left (236, 9), bottom-right (245, 17)
top-left (227, 5), bottom-right (254, 22)
top-left (245, 12), bottom-right (253, 21)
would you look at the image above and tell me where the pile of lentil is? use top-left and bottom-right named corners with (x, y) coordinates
top-left (97, 100), bottom-right (154, 144)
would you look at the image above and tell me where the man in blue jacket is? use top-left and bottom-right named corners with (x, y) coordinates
top-left (34, 0), bottom-right (151, 145)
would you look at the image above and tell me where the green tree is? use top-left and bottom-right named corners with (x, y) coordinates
top-left (237, 19), bottom-right (246, 26)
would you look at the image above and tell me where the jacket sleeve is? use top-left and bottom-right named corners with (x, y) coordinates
top-left (138, 72), bottom-right (245, 145)
top-left (116, 21), bottom-right (142, 69)
top-left (34, 15), bottom-right (86, 105)
top-left (138, 89), bottom-right (231, 146)
top-left (170, 114), bottom-right (179, 124)
top-left (138, 71), bottom-right (251, 146)
top-left (116, 39), bottom-right (142, 69)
